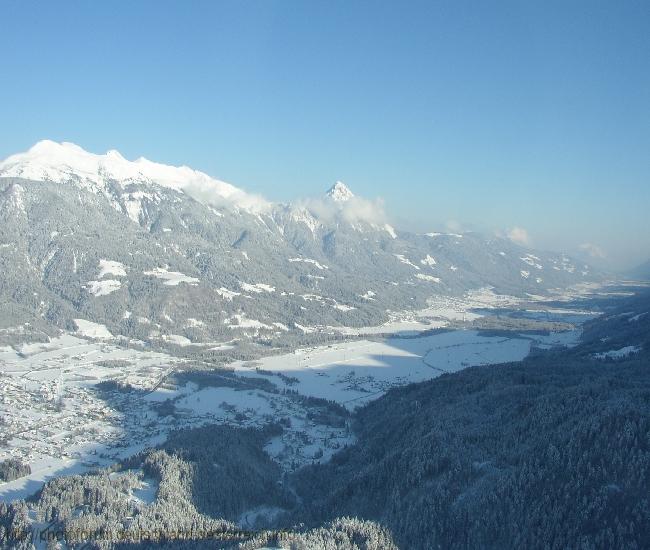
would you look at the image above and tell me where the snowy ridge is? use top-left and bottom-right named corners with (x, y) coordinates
top-left (0, 140), bottom-right (270, 212)
top-left (0, 140), bottom-right (603, 343)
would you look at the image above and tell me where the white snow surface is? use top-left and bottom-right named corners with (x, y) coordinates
top-left (74, 319), bottom-right (114, 339)
top-left (0, 140), bottom-right (269, 212)
top-left (332, 303), bottom-right (356, 312)
top-left (0, 334), bottom-right (180, 501)
top-left (394, 254), bottom-right (420, 270)
top-left (594, 346), bottom-right (642, 360)
top-left (0, 288), bottom-right (604, 500)
top-left (98, 259), bottom-right (127, 278)
top-left (216, 287), bottom-right (241, 300)
top-left (288, 258), bottom-right (329, 270)
top-left (521, 255), bottom-right (543, 270)
top-left (161, 334), bottom-right (193, 346)
top-left (421, 254), bottom-right (437, 266)
top-left (144, 267), bottom-right (199, 286)
top-left (235, 331), bottom-right (532, 409)
top-left (416, 273), bottom-right (441, 283)
top-left (86, 279), bottom-right (122, 296)
top-left (326, 181), bottom-right (354, 202)
top-left (240, 282), bottom-right (276, 293)
top-left (425, 232), bottom-right (463, 238)
top-left (224, 314), bottom-right (286, 332)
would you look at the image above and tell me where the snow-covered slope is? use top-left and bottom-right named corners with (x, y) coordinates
top-left (0, 140), bottom-right (604, 353)
top-left (326, 181), bottom-right (355, 202)
top-left (0, 140), bottom-right (269, 212)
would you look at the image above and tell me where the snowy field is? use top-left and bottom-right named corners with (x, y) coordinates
top-left (234, 330), bottom-right (533, 408)
top-left (0, 287), bottom-right (603, 501)
top-left (594, 345), bottom-right (642, 360)
top-left (0, 336), bottom-right (181, 500)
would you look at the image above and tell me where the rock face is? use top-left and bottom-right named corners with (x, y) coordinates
top-left (0, 141), bottom-right (600, 349)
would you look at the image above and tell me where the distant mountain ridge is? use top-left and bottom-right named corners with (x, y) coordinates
top-left (0, 141), bottom-right (602, 354)
top-left (629, 258), bottom-right (650, 281)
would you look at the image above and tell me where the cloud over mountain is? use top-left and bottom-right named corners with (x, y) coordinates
top-left (298, 181), bottom-right (389, 227)
top-left (0, 140), bottom-right (272, 213)
top-left (580, 242), bottom-right (606, 259)
top-left (507, 226), bottom-right (531, 246)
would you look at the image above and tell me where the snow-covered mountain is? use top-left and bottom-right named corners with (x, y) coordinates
top-left (0, 141), bottom-right (602, 353)
top-left (0, 140), bottom-right (270, 219)
top-left (326, 181), bottom-right (355, 202)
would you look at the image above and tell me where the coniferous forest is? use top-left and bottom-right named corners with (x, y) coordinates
top-left (3, 306), bottom-right (650, 549)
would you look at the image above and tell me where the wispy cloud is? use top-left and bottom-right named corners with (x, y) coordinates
top-left (184, 180), bottom-right (271, 213)
top-left (506, 226), bottom-right (531, 246)
top-left (300, 195), bottom-right (388, 226)
top-left (445, 220), bottom-right (464, 233)
top-left (579, 242), bottom-right (606, 259)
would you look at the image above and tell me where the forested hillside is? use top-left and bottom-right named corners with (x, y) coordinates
top-left (291, 352), bottom-right (650, 549)
top-left (4, 293), bottom-right (649, 549)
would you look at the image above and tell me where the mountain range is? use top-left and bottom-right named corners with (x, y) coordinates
top-left (629, 258), bottom-right (650, 281)
top-left (0, 141), bottom-right (601, 353)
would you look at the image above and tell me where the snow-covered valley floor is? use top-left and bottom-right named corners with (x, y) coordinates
top-left (0, 288), bottom-right (601, 501)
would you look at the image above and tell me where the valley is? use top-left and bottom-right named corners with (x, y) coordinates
top-left (0, 284), bottom-right (604, 503)
top-left (0, 140), bottom-right (646, 549)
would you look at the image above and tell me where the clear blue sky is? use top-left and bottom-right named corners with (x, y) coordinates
top-left (1, 1), bottom-right (648, 269)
